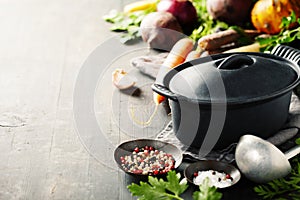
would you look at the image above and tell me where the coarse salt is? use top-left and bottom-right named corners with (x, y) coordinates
top-left (193, 170), bottom-right (233, 188)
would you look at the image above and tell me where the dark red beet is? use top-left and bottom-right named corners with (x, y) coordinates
top-left (157, 0), bottom-right (198, 35)
top-left (206, 0), bottom-right (254, 26)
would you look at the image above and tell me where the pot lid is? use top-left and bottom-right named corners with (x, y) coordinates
top-left (166, 53), bottom-right (299, 104)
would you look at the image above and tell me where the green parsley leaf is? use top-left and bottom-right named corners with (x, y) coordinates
top-left (127, 170), bottom-right (227, 200)
top-left (103, 10), bottom-right (125, 24)
top-left (128, 181), bottom-right (169, 200)
top-left (127, 171), bottom-right (188, 200)
top-left (192, 178), bottom-right (222, 200)
top-left (165, 171), bottom-right (189, 196)
top-left (103, 7), bottom-right (155, 43)
top-left (148, 176), bottom-right (168, 193)
top-left (280, 11), bottom-right (297, 29)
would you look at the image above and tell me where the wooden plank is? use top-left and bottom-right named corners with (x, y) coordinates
top-left (0, 0), bottom-right (130, 199)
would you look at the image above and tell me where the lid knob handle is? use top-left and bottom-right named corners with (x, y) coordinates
top-left (218, 54), bottom-right (254, 70)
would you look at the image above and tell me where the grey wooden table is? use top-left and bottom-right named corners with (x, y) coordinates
top-left (0, 1), bottom-right (287, 199)
top-left (0, 0), bottom-right (159, 199)
top-left (0, 1), bottom-right (254, 199)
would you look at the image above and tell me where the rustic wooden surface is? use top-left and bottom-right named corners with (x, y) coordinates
top-left (0, 1), bottom-right (259, 199)
top-left (0, 0), bottom-right (164, 199)
top-left (2, 1), bottom-right (294, 199)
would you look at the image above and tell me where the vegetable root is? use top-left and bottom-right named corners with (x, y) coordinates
top-left (162, 38), bottom-right (194, 67)
top-left (185, 50), bottom-right (202, 61)
top-left (153, 38), bottom-right (194, 104)
top-left (224, 42), bottom-right (262, 53)
top-left (206, 0), bottom-right (253, 26)
top-left (198, 29), bottom-right (260, 51)
top-left (251, 0), bottom-right (300, 34)
top-left (140, 11), bottom-right (183, 51)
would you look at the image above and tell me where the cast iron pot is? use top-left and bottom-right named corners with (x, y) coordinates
top-left (152, 45), bottom-right (300, 150)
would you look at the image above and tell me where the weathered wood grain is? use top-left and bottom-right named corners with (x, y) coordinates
top-left (0, 0), bottom-right (145, 199)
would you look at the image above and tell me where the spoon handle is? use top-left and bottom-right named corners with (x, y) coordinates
top-left (285, 145), bottom-right (300, 160)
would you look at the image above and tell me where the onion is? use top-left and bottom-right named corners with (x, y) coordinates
top-left (157, 0), bottom-right (198, 35)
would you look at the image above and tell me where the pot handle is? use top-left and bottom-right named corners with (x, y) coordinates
top-left (217, 54), bottom-right (254, 70)
top-left (151, 84), bottom-right (178, 101)
top-left (271, 45), bottom-right (300, 64)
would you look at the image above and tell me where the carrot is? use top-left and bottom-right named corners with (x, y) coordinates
top-left (198, 29), bottom-right (260, 51)
top-left (185, 50), bottom-right (202, 61)
top-left (162, 38), bottom-right (195, 68)
top-left (154, 38), bottom-right (194, 104)
top-left (206, 44), bottom-right (240, 55)
top-left (153, 92), bottom-right (166, 105)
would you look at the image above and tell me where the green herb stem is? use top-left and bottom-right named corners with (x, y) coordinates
top-left (164, 193), bottom-right (184, 200)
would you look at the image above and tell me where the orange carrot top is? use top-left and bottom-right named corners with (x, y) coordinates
top-left (154, 38), bottom-right (194, 104)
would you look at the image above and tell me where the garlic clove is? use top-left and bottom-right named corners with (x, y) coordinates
top-left (112, 69), bottom-right (136, 90)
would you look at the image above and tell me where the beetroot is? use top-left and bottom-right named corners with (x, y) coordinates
top-left (206, 0), bottom-right (253, 26)
top-left (140, 11), bottom-right (184, 50)
top-left (157, 0), bottom-right (198, 35)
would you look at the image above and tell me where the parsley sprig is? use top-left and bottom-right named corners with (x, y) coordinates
top-left (254, 160), bottom-right (300, 199)
top-left (128, 171), bottom-right (188, 200)
top-left (254, 139), bottom-right (300, 199)
top-left (190, 0), bottom-right (229, 42)
top-left (127, 170), bottom-right (222, 200)
top-left (257, 11), bottom-right (300, 52)
top-left (103, 8), bottom-right (155, 43)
